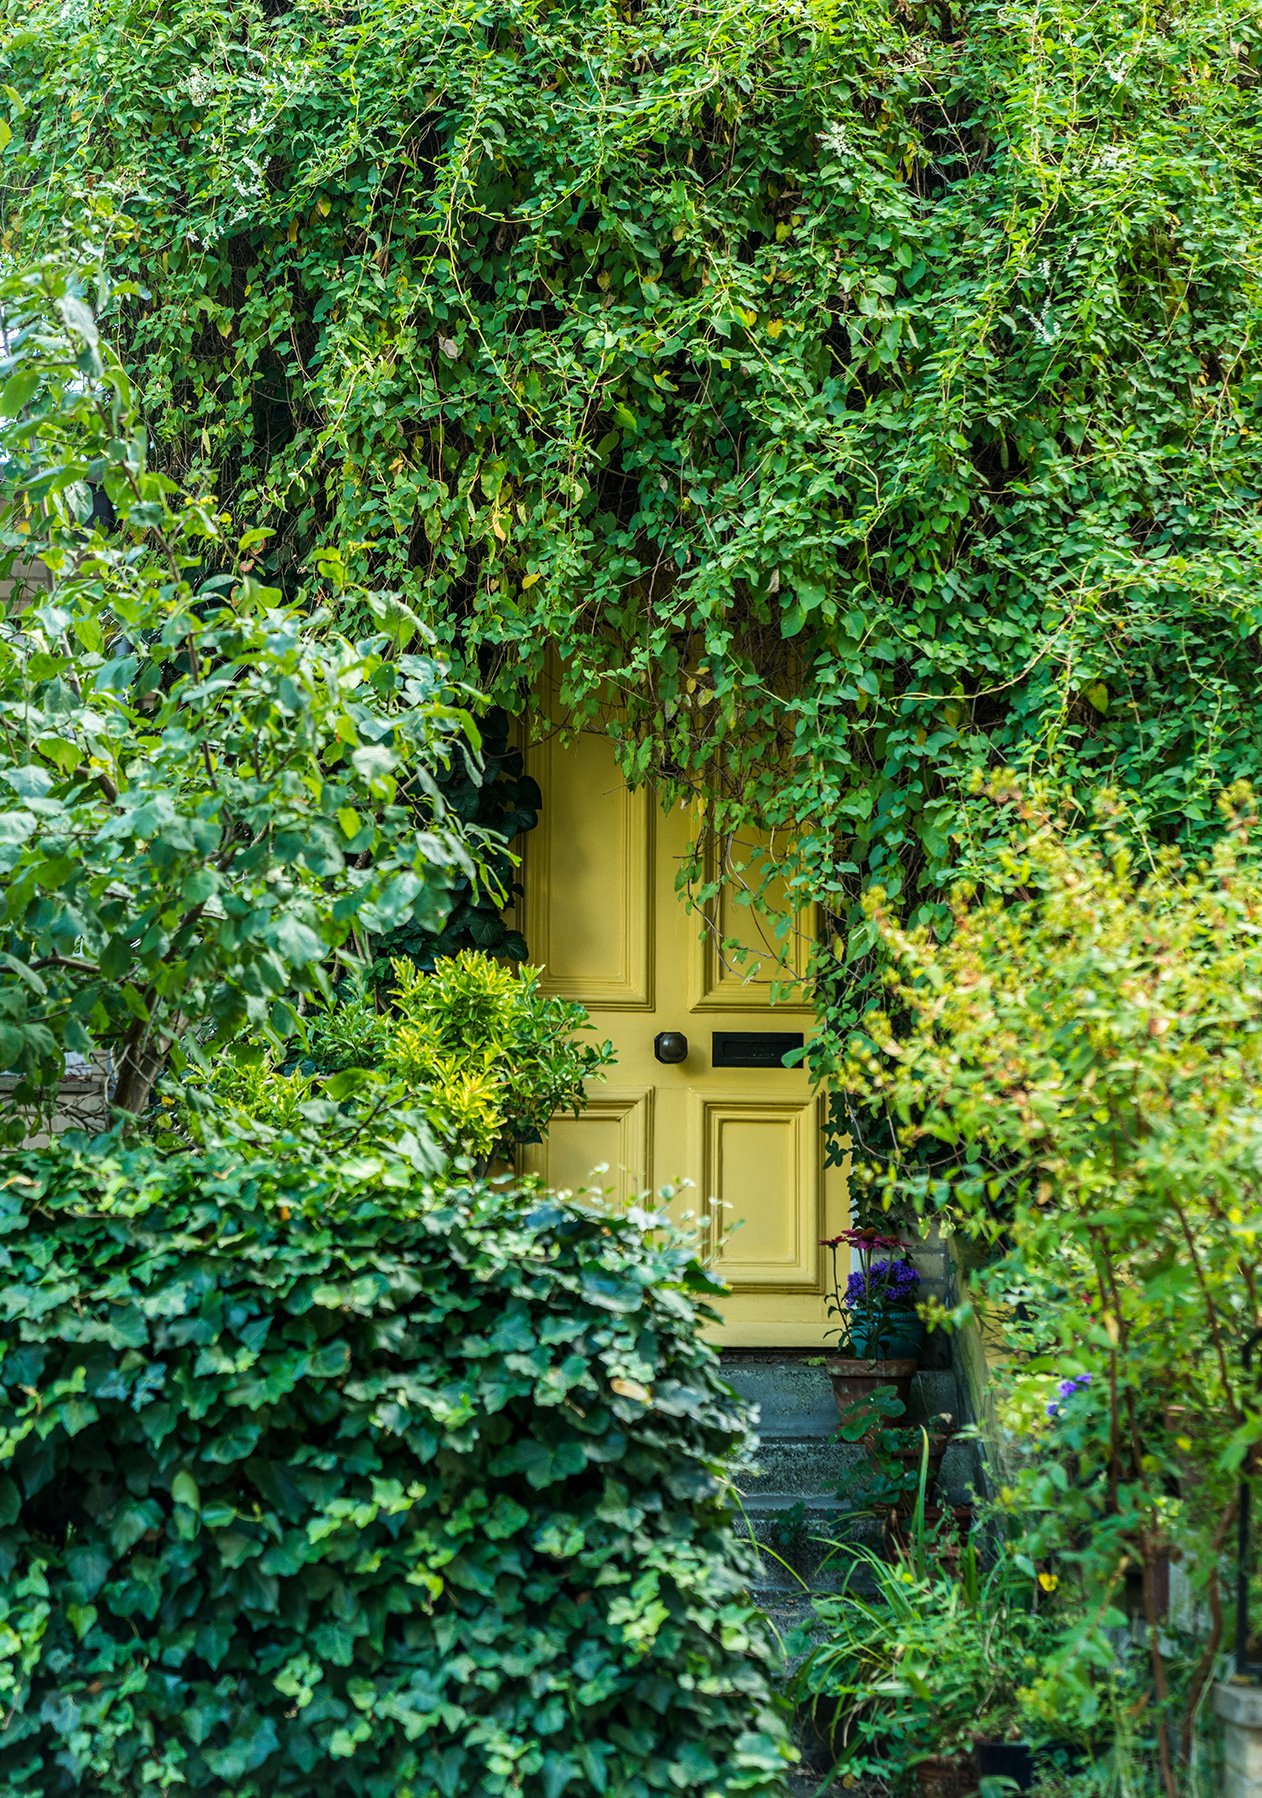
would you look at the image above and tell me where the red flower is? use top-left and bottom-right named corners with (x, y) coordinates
top-left (819, 1227), bottom-right (908, 1251)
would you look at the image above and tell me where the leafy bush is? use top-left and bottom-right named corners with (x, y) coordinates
top-left (839, 785), bottom-right (1262, 1792)
top-left (378, 953), bottom-right (613, 1154)
top-left (0, 1141), bottom-right (793, 1796)
top-left (0, 264), bottom-right (484, 1128)
top-left (178, 950), bottom-right (615, 1165)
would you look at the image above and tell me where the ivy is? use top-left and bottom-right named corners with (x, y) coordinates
top-left (375, 707), bottom-right (540, 979)
top-left (0, 1142), bottom-right (793, 1795)
top-left (4, 0), bottom-right (1261, 1038)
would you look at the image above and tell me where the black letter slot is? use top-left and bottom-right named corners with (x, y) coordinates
top-left (711, 1031), bottom-right (804, 1069)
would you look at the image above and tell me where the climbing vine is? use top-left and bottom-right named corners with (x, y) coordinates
top-left (4, 0), bottom-right (1261, 1044)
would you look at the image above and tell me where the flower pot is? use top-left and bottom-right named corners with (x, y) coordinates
top-left (916, 1754), bottom-right (977, 1797)
top-left (974, 1742), bottom-right (1088, 1787)
top-left (890, 1429), bottom-right (953, 1496)
top-left (976, 1742), bottom-right (1035, 1789)
top-left (850, 1315), bottom-right (926, 1358)
top-left (825, 1354), bottom-right (918, 1416)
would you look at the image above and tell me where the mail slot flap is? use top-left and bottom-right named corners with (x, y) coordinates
top-left (711, 1031), bottom-right (804, 1069)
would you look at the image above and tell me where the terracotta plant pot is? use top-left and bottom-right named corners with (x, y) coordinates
top-left (825, 1354), bottom-right (918, 1416)
top-left (916, 1754), bottom-right (977, 1797)
top-left (890, 1428), bottom-right (954, 1499)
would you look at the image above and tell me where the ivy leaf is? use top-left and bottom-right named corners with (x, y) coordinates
top-left (172, 1471), bottom-right (200, 1512)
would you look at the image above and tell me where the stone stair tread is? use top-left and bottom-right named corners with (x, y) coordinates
top-left (725, 1361), bottom-right (966, 1438)
top-left (738, 1490), bottom-right (853, 1512)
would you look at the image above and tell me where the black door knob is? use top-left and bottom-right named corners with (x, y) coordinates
top-left (654, 1031), bottom-right (689, 1064)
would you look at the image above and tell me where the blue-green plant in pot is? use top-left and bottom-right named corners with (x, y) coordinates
top-left (847, 1253), bottom-right (925, 1357)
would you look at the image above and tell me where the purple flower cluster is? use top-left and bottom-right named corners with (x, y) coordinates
top-left (845, 1258), bottom-right (920, 1309)
top-left (1046, 1373), bottom-right (1092, 1419)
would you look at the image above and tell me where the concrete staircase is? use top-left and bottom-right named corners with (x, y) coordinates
top-left (722, 1347), bottom-right (983, 1796)
top-left (725, 1350), bottom-right (979, 1599)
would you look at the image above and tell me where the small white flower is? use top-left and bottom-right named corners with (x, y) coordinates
top-left (183, 67), bottom-right (216, 108)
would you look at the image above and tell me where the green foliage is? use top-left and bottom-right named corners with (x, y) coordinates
top-left (371, 706), bottom-right (541, 978)
top-left (179, 949), bottom-right (614, 1164)
top-left (0, 1140), bottom-right (794, 1796)
top-left (839, 785), bottom-right (1262, 1791)
top-left (828, 1389), bottom-right (947, 1518)
top-left (794, 1532), bottom-right (1066, 1786)
top-left (5, 0), bottom-right (1262, 1041)
top-left (380, 950), bottom-right (613, 1154)
top-left (0, 265), bottom-right (483, 1125)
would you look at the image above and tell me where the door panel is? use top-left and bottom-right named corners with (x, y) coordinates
top-left (541, 1089), bottom-right (653, 1207)
top-left (692, 833), bottom-right (815, 1010)
top-left (699, 1096), bottom-right (826, 1291)
top-left (522, 725), bottom-right (847, 1346)
top-left (529, 730), bottom-right (653, 1009)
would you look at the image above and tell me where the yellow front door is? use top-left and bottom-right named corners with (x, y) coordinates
top-left (520, 722), bottom-right (847, 1347)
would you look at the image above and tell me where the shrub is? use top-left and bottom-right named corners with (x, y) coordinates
top-left (794, 1529), bottom-right (1068, 1786)
top-left (177, 950), bottom-right (615, 1166)
top-left (0, 1141), bottom-right (793, 1796)
top-left (373, 952), bottom-right (614, 1157)
top-left (0, 265), bottom-right (482, 1129)
top-left (839, 785), bottom-right (1262, 1792)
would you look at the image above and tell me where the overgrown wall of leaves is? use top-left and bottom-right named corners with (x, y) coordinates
top-left (5, 0), bottom-right (1261, 1036)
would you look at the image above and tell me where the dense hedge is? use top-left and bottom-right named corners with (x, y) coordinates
top-left (5, 0), bottom-right (1262, 1040)
top-left (0, 1146), bottom-right (791, 1795)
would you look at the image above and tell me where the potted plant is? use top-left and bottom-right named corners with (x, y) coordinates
top-left (822, 1226), bottom-right (925, 1415)
top-left (975, 1738), bottom-right (1037, 1788)
top-left (974, 1736), bottom-right (1089, 1791)
top-left (833, 1386), bottom-right (956, 1518)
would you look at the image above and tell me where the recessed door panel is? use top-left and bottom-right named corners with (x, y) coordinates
top-left (525, 1090), bottom-right (653, 1206)
top-left (700, 1098), bottom-right (823, 1290)
top-left (692, 832), bottom-right (815, 1012)
top-left (528, 732), bottom-right (652, 1009)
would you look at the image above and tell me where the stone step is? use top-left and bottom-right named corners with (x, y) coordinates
top-left (787, 1773), bottom-right (849, 1798)
top-left (737, 1493), bottom-right (885, 1596)
top-left (722, 1347), bottom-right (971, 1798)
top-left (910, 1369), bottom-right (964, 1429)
top-left (724, 1355), bottom-right (966, 1442)
top-left (738, 1434), bottom-right (979, 1507)
top-left (743, 1437), bottom-right (868, 1495)
top-left (723, 1355), bottom-right (839, 1438)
